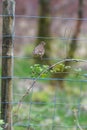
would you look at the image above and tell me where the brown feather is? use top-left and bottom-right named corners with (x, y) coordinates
top-left (33, 41), bottom-right (46, 59)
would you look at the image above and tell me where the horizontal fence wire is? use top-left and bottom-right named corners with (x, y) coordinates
top-left (0, 35), bottom-right (87, 41)
top-left (0, 101), bottom-right (87, 106)
top-left (0, 14), bottom-right (87, 21)
top-left (0, 12), bottom-right (87, 130)
top-left (0, 77), bottom-right (87, 82)
top-left (0, 123), bottom-right (86, 129)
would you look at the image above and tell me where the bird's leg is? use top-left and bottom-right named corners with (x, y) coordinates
top-left (41, 55), bottom-right (43, 60)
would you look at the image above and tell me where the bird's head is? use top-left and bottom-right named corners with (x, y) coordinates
top-left (41, 41), bottom-right (46, 46)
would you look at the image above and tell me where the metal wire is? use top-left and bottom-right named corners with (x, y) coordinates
top-left (0, 10), bottom-right (87, 130)
top-left (0, 14), bottom-right (87, 21)
top-left (0, 76), bottom-right (87, 82)
top-left (0, 35), bottom-right (87, 41)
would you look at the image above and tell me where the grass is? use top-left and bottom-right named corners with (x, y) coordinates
top-left (14, 58), bottom-right (33, 77)
top-left (12, 78), bottom-right (87, 130)
top-left (0, 59), bottom-right (87, 130)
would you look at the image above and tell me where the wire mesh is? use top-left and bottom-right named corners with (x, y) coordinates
top-left (0, 3), bottom-right (87, 130)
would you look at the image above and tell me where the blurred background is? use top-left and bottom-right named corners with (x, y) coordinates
top-left (0, 0), bottom-right (87, 130)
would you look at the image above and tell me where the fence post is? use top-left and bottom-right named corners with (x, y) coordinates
top-left (1, 0), bottom-right (15, 130)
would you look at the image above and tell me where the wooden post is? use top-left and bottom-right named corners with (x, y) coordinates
top-left (1, 0), bottom-right (15, 130)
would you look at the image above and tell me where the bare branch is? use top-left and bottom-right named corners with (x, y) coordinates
top-left (14, 58), bottom-right (87, 114)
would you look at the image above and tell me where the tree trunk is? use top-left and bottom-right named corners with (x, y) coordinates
top-left (34, 0), bottom-right (51, 64)
top-left (51, 0), bottom-right (83, 89)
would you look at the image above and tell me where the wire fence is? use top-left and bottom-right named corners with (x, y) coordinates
top-left (0, 1), bottom-right (87, 130)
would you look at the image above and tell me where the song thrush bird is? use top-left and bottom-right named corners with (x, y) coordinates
top-left (33, 41), bottom-right (46, 59)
